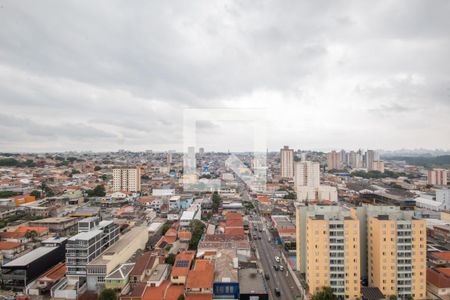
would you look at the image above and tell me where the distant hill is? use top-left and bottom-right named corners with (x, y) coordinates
top-left (383, 155), bottom-right (450, 167)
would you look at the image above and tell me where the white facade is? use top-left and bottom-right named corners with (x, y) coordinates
top-left (297, 185), bottom-right (338, 202)
top-left (436, 189), bottom-right (450, 210)
top-left (280, 146), bottom-right (294, 178)
top-left (365, 150), bottom-right (376, 171)
top-left (112, 167), bottom-right (141, 192)
top-left (294, 161), bottom-right (320, 191)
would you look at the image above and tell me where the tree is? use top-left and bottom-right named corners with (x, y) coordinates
top-left (311, 287), bottom-right (339, 300)
top-left (0, 191), bottom-right (17, 198)
top-left (188, 220), bottom-right (205, 250)
top-left (283, 192), bottom-right (296, 200)
top-left (177, 295), bottom-right (185, 300)
top-left (161, 224), bottom-right (172, 236)
top-left (87, 185), bottom-right (106, 197)
top-left (212, 191), bottom-right (221, 213)
top-left (389, 295), bottom-right (397, 300)
top-left (25, 230), bottom-right (38, 242)
top-left (94, 166), bottom-right (101, 171)
top-left (98, 288), bottom-right (117, 300)
top-left (30, 190), bottom-right (41, 199)
top-left (165, 253), bottom-right (176, 265)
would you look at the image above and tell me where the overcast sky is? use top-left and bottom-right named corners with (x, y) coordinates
top-left (0, 0), bottom-right (449, 152)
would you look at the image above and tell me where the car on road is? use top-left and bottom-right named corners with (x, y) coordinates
top-left (275, 288), bottom-right (281, 297)
top-left (265, 273), bottom-right (270, 280)
top-left (273, 265), bottom-right (279, 271)
top-left (275, 256), bottom-right (280, 263)
top-left (279, 265), bottom-right (284, 271)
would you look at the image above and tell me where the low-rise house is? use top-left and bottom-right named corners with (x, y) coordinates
top-left (429, 252), bottom-right (450, 266)
top-left (177, 231), bottom-right (192, 243)
top-left (104, 263), bottom-right (135, 291)
top-left (147, 264), bottom-right (170, 287)
top-left (170, 251), bottom-right (195, 285)
top-left (129, 252), bottom-right (158, 283)
top-left (427, 268), bottom-right (450, 300)
top-left (29, 217), bottom-right (78, 234)
top-left (213, 250), bottom-right (239, 299)
top-left (27, 262), bottom-right (66, 295)
top-left (0, 241), bottom-right (25, 264)
top-left (185, 259), bottom-right (214, 300)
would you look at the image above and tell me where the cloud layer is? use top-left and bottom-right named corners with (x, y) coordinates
top-left (0, 0), bottom-right (449, 152)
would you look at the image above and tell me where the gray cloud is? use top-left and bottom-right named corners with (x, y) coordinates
top-left (0, 0), bottom-right (449, 151)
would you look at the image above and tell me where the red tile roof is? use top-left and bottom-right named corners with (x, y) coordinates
top-left (130, 252), bottom-right (157, 276)
top-left (427, 268), bottom-right (450, 288)
top-left (436, 268), bottom-right (450, 277)
top-left (431, 251), bottom-right (450, 261)
top-left (39, 262), bottom-right (66, 282)
top-left (0, 241), bottom-right (23, 250)
top-left (224, 228), bottom-right (245, 235)
top-left (142, 280), bottom-right (184, 300)
top-left (185, 295), bottom-right (212, 300)
top-left (177, 231), bottom-right (192, 240)
top-left (172, 251), bottom-right (195, 277)
top-left (186, 260), bottom-right (214, 289)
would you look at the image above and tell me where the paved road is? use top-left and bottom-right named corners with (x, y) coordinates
top-left (251, 215), bottom-right (301, 300)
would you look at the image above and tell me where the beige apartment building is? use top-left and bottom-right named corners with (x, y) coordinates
top-left (297, 204), bottom-right (427, 300)
top-left (280, 146), bottom-right (294, 179)
top-left (112, 167), bottom-right (141, 192)
top-left (368, 214), bottom-right (426, 299)
top-left (428, 168), bottom-right (448, 186)
top-left (372, 160), bottom-right (385, 173)
top-left (327, 151), bottom-right (341, 170)
top-left (297, 205), bottom-right (361, 299)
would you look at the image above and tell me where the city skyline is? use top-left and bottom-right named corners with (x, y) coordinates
top-left (1, 1), bottom-right (450, 152)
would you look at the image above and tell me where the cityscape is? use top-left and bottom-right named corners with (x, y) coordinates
top-left (1, 1), bottom-right (450, 300)
top-left (0, 149), bottom-right (449, 300)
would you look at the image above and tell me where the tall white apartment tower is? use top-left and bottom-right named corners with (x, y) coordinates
top-left (365, 150), bottom-right (376, 171)
top-left (294, 161), bottom-right (320, 189)
top-left (280, 146), bottom-right (294, 178)
top-left (112, 167), bottom-right (141, 192)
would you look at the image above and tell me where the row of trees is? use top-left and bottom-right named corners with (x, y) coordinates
top-left (212, 191), bottom-right (221, 213)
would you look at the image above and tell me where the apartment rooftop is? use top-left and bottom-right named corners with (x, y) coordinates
top-left (68, 229), bottom-right (103, 241)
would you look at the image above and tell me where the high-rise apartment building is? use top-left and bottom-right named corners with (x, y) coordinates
top-left (297, 204), bottom-right (427, 300)
top-left (367, 214), bottom-right (426, 299)
top-left (280, 146), bottom-right (294, 178)
top-left (296, 205), bottom-right (360, 299)
top-left (294, 161), bottom-right (320, 189)
top-left (428, 169), bottom-right (448, 186)
top-left (348, 151), bottom-right (363, 169)
top-left (365, 150), bottom-right (376, 171)
top-left (327, 150), bottom-right (341, 170)
top-left (372, 160), bottom-right (385, 173)
top-left (167, 151), bottom-right (173, 165)
top-left (354, 205), bottom-right (426, 300)
top-left (112, 167), bottom-right (141, 192)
